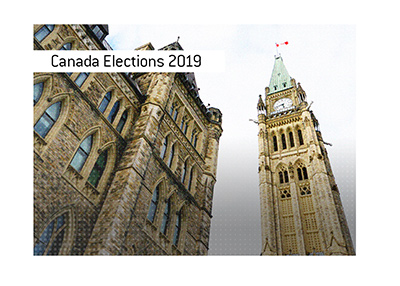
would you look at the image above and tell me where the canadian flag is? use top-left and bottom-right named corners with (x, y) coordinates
top-left (276, 41), bottom-right (289, 47)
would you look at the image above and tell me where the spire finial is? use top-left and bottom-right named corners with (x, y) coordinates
top-left (176, 36), bottom-right (180, 43)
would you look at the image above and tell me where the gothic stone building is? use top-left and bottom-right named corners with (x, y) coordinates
top-left (257, 55), bottom-right (354, 255)
top-left (33, 25), bottom-right (223, 255)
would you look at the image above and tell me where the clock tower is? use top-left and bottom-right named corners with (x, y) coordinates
top-left (257, 55), bottom-right (355, 255)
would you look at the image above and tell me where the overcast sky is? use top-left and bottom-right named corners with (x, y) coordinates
top-left (107, 24), bottom-right (356, 255)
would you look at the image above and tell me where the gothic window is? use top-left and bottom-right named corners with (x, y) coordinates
top-left (279, 170), bottom-right (289, 184)
top-left (116, 110), bottom-right (128, 133)
top-left (289, 131), bottom-right (295, 148)
top-left (297, 166), bottom-right (308, 181)
top-left (188, 167), bottom-right (194, 191)
top-left (193, 134), bottom-right (198, 148)
top-left (87, 150), bottom-right (108, 187)
top-left (169, 102), bottom-right (179, 121)
top-left (34, 101), bottom-right (62, 138)
top-left (273, 135), bottom-right (278, 152)
top-left (99, 92), bottom-right (112, 113)
top-left (160, 136), bottom-right (168, 159)
top-left (298, 129), bottom-right (304, 145)
top-left (167, 144), bottom-right (175, 168)
top-left (279, 171), bottom-right (284, 184)
top-left (70, 135), bottom-right (93, 172)
top-left (161, 198), bottom-right (171, 235)
top-left (60, 42), bottom-right (72, 50)
top-left (34, 82), bottom-right (44, 105)
top-left (183, 122), bottom-right (189, 135)
top-left (107, 101), bottom-right (120, 123)
top-left (281, 134), bottom-right (287, 149)
top-left (173, 108), bottom-right (179, 121)
top-left (180, 118), bottom-right (185, 130)
top-left (181, 160), bottom-right (187, 183)
top-left (302, 167), bottom-right (308, 180)
top-left (297, 168), bottom-right (303, 181)
top-left (147, 185), bottom-right (160, 223)
top-left (34, 25), bottom-right (54, 42)
top-left (34, 212), bottom-right (68, 255)
top-left (92, 25), bottom-right (105, 40)
top-left (173, 210), bottom-right (182, 246)
top-left (75, 72), bottom-right (89, 87)
top-left (284, 170), bottom-right (289, 183)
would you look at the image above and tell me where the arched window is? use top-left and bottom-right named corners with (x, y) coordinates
top-left (116, 110), bottom-right (128, 133)
top-left (107, 101), bottom-right (120, 123)
top-left (160, 137), bottom-right (168, 159)
top-left (181, 161), bottom-right (187, 183)
top-left (99, 92), bottom-right (112, 113)
top-left (188, 167), bottom-right (194, 191)
top-left (70, 135), bottom-right (93, 172)
top-left (87, 150), bottom-right (108, 187)
top-left (34, 212), bottom-right (68, 255)
top-left (147, 185), bottom-right (159, 223)
top-left (172, 108), bottom-right (179, 121)
top-left (161, 198), bottom-right (170, 235)
top-left (298, 130), bottom-right (304, 146)
top-left (60, 42), bottom-right (72, 50)
top-left (34, 82), bottom-right (44, 105)
top-left (75, 72), bottom-right (89, 87)
top-left (297, 168), bottom-right (303, 181)
top-left (281, 134), bottom-right (287, 149)
top-left (284, 170), bottom-right (289, 183)
top-left (302, 167), bottom-right (308, 180)
top-left (34, 101), bottom-right (62, 138)
top-left (273, 135), bottom-right (278, 152)
top-left (279, 171), bottom-right (284, 184)
top-left (173, 210), bottom-right (182, 246)
top-left (193, 134), bottom-right (198, 148)
top-left (167, 144), bottom-right (175, 168)
top-left (34, 25), bottom-right (54, 42)
top-left (289, 132), bottom-right (295, 148)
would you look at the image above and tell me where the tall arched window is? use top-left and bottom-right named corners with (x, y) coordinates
top-left (161, 198), bottom-right (170, 235)
top-left (273, 136), bottom-right (278, 152)
top-left (193, 134), bottom-right (198, 148)
top-left (34, 82), bottom-right (44, 105)
top-left (297, 168), bottom-right (303, 181)
top-left (188, 167), bottom-right (194, 191)
top-left (284, 170), bottom-right (289, 183)
top-left (289, 132), bottom-right (295, 148)
top-left (298, 129), bottom-right (304, 145)
top-left (87, 150), bottom-right (108, 187)
top-left (70, 135), bottom-right (93, 172)
top-left (167, 144), bottom-right (175, 168)
top-left (34, 212), bottom-right (68, 255)
top-left (107, 101), bottom-right (120, 123)
top-left (181, 160), bottom-right (187, 183)
top-left (302, 167), bottom-right (308, 180)
top-left (74, 72), bottom-right (89, 87)
top-left (99, 92), bottom-right (112, 113)
top-left (34, 25), bottom-right (54, 42)
top-left (281, 134), bottom-right (287, 149)
top-left (34, 101), bottom-right (62, 138)
top-left (173, 210), bottom-right (182, 246)
top-left (147, 185), bottom-right (159, 223)
top-left (116, 110), bottom-right (128, 133)
top-left (279, 171), bottom-right (284, 184)
top-left (160, 137), bottom-right (168, 159)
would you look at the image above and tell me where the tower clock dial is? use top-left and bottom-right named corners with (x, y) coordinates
top-left (273, 98), bottom-right (293, 111)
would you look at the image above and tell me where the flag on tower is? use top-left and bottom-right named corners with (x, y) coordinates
top-left (276, 41), bottom-right (289, 47)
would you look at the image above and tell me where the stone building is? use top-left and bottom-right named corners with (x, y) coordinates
top-left (257, 55), bottom-right (354, 255)
top-left (33, 24), bottom-right (223, 255)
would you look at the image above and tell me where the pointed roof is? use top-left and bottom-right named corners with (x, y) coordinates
top-left (268, 55), bottom-right (293, 95)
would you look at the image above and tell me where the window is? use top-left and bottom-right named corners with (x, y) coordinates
top-left (297, 168), bottom-right (303, 181)
top-left (160, 137), bottom-right (168, 159)
top-left (34, 25), bottom-right (54, 42)
top-left (60, 42), bottom-right (72, 50)
top-left (273, 136), bottom-right (278, 152)
top-left (116, 110), bottom-right (128, 133)
top-left (193, 134), bottom-right (198, 148)
top-left (181, 161), bottom-right (187, 183)
top-left (172, 108), bottom-right (179, 121)
top-left (281, 134), bottom-right (287, 149)
top-left (188, 167), bottom-right (194, 191)
top-left (34, 101), bottom-right (61, 138)
top-left (279, 170), bottom-right (289, 184)
top-left (107, 101), bottom-right (120, 123)
top-left (99, 92), bottom-right (111, 113)
top-left (289, 132), bottom-right (295, 148)
top-left (173, 210), bottom-right (182, 246)
top-left (87, 150), bottom-right (108, 187)
top-left (284, 170), bottom-right (289, 183)
top-left (34, 212), bottom-right (68, 255)
top-left (70, 135), bottom-right (93, 172)
top-left (183, 122), bottom-right (189, 135)
top-left (298, 130), bottom-right (304, 145)
top-left (302, 167), bottom-right (308, 180)
top-left (92, 25), bottom-right (105, 40)
top-left (167, 144), bottom-right (175, 168)
top-left (75, 73), bottom-right (89, 87)
top-left (160, 198), bottom-right (170, 235)
top-left (279, 171), bottom-right (284, 184)
top-left (34, 82), bottom-right (44, 105)
top-left (147, 185), bottom-right (159, 223)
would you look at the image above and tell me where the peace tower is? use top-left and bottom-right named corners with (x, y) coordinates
top-left (257, 55), bottom-right (354, 255)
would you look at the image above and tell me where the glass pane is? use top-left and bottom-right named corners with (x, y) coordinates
top-left (75, 73), bottom-right (88, 87)
top-left (70, 149), bottom-right (88, 172)
top-left (46, 102), bottom-right (61, 121)
top-left (116, 111), bottom-right (127, 132)
top-left (34, 242), bottom-right (46, 255)
top-left (56, 214), bottom-right (66, 231)
top-left (60, 42), bottom-right (72, 50)
top-left (47, 229), bottom-right (65, 255)
top-left (34, 113), bottom-right (53, 138)
top-left (87, 151), bottom-right (108, 187)
top-left (160, 138), bottom-right (168, 159)
top-left (99, 98), bottom-right (109, 113)
top-left (147, 202), bottom-right (157, 222)
top-left (39, 221), bottom-right (54, 244)
top-left (107, 101), bottom-right (120, 123)
top-left (34, 26), bottom-right (49, 42)
top-left (34, 82), bottom-right (44, 105)
top-left (80, 135), bottom-right (93, 154)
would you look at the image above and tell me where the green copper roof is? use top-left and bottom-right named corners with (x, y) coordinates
top-left (268, 56), bottom-right (292, 95)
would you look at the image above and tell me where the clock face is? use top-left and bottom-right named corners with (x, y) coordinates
top-left (273, 98), bottom-right (293, 111)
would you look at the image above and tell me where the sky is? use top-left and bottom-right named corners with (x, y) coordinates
top-left (107, 24), bottom-right (356, 255)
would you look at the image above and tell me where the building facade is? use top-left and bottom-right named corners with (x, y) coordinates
top-left (257, 55), bottom-right (354, 255)
top-left (33, 24), bottom-right (222, 255)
